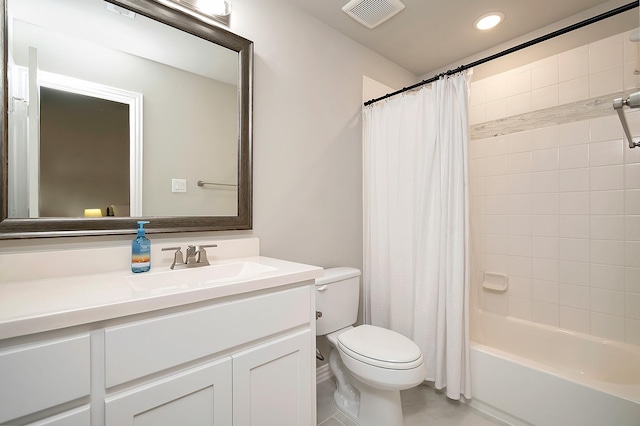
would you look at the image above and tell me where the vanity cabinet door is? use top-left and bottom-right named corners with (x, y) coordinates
top-left (24, 406), bottom-right (90, 426)
top-left (105, 357), bottom-right (232, 426)
top-left (0, 334), bottom-right (90, 424)
top-left (232, 329), bottom-right (314, 426)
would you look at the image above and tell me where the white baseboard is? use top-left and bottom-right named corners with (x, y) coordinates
top-left (316, 363), bottom-right (333, 383)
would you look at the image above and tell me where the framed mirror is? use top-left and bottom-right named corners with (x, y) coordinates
top-left (0, 0), bottom-right (253, 239)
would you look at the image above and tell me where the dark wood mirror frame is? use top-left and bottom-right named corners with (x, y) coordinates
top-left (0, 0), bottom-right (253, 239)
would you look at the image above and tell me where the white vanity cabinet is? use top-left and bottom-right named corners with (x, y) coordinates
top-left (233, 329), bottom-right (313, 425)
top-left (24, 407), bottom-right (91, 426)
top-left (105, 357), bottom-right (233, 425)
top-left (0, 334), bottom-right (91, 425)
top-left (105, 329), bottom-right (313, 426)
top-left (0, 282), bottom-right (316, 426)
top-left (103, 284), bottom-right (315, 426)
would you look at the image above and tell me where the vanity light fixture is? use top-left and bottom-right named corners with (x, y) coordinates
top-left (474, 12), bottom-right (504, 31)
top-left (172, 0), bottom-right (232, 17)
top-left (106, 3), bottom-right (136, 19)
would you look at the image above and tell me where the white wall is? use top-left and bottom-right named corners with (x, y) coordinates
top-left (0, 0), bottom-right (416, 274)
top-left (225, 0), bottom-right (416, 268)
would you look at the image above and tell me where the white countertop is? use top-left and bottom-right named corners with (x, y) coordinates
top-left (0, 256), bottom-right (323, 340)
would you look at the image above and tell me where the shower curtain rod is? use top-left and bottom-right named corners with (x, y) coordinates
top-left (364, 1), bottom-right (639, 107)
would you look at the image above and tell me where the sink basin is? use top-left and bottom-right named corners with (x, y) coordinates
top-left (127, 261), bottom-right (278, 295)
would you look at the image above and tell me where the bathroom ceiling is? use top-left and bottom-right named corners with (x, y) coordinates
top-left (283, 0), bottom-right (639, 77)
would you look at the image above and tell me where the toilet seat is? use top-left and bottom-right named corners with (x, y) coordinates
top-left (337, 325), bottom-right (423, 370)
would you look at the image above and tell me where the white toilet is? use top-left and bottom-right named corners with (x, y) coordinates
top-left (316, 267), bottom-right (427, 426)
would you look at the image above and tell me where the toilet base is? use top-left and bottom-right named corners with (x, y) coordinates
top-left (329, 349), bottom-right (360, 419)
top-left (329, 349), bottom-right (404, 426)
top-left (338, 376), bottom-right (403, 426)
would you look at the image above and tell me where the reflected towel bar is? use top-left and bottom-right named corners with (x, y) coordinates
top-left (197, 180), bottom-right (237, 187)
top-left (613, 91), bottom-right (640, 149)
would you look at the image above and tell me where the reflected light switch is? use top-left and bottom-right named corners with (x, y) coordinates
top-left (172, 179), bottom-right (187, 193)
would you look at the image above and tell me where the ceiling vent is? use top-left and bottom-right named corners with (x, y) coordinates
top-left (342, 0), bottom-right (405, 29)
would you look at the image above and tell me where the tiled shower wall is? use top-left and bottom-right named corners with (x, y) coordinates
top-left (469, 30), bottom-right (640, 345)
top-left (469, 31), bottom-right (639, 125)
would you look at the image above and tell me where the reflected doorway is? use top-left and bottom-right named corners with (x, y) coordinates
top-left (39, 87), bottom-right (130, 217)
top-left (7, 66), bottom-right (144, 218)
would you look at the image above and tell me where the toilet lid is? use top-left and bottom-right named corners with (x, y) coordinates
top-left (337, 325), bottom-right (423, 370)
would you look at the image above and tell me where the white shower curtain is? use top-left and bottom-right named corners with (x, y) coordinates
top-left (363, 73), bottom-right (471, 400)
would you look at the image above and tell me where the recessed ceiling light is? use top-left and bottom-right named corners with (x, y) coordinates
top-left (474, 12), bottom-right (504, 31)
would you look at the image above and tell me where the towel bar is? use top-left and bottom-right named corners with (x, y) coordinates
top-left (613, 91), bottom-right (640, 149)
top-left (197, 180), bottom-right (237, 187)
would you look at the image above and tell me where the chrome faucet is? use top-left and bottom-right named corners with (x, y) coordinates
top-left (195, 244), bottom-right (216, 265)
top-left (185, 245), bottom-right (198, 265)
top-left (161, 246), bottom-right (184, 269)
top-left (162, 244), bottom-right (218, 269)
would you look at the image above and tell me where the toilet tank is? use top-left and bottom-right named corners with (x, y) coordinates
top-left (315, 267), bottom-right (361, 336)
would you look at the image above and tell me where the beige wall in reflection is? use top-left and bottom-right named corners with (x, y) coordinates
top-left (12, 19), bottom-right (238, 218)
top-left (39, 87), bottom-right (129, 218)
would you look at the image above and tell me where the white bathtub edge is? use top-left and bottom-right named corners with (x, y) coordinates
top-left (470, 343), bottom-right (640, 426)
top-left (467, 398), bottom-right (531, 426)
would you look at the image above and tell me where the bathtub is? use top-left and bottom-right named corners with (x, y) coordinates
top-left (469, 310), bottom-right (640, 426)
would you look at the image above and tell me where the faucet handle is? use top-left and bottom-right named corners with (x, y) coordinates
top-left (195, 244), bottom-right (218, 265)
top-left (161, 247), bottom-right (184, 269)
top-left (185, 245), bottom-right (198, 264)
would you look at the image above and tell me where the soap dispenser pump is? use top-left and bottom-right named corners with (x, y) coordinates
top-left (132, 221), bottom-right (151, 273)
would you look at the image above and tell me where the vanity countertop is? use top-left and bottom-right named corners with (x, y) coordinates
top-left (0, 256), bottom-right (323, 340)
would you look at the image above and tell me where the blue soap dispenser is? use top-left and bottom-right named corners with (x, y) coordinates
top-left (132, 221), bottom-right (151, 273)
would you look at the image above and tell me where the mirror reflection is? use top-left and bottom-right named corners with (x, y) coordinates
top-left (7, 0), bottom-right (240, 219)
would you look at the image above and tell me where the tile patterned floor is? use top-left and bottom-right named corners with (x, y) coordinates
top-left (317, 379), bottom-right (510, 426)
